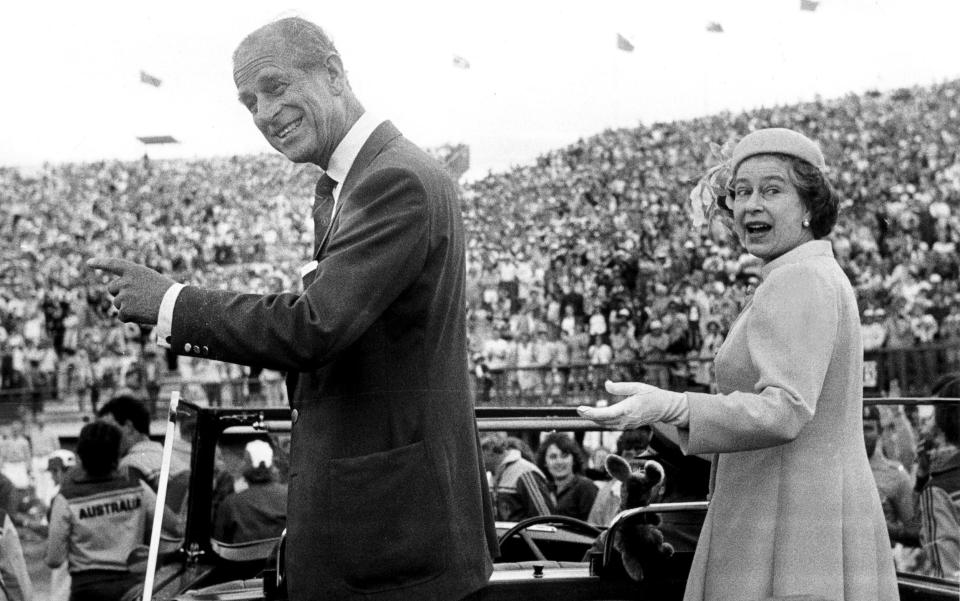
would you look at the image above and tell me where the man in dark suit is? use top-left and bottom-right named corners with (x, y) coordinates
top-left (88, 16), bottom-right (497, 601)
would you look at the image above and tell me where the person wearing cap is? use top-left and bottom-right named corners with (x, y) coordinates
top-left (579, 128), bottom-right (898, 600)
top-left (45, 450), bottom-right (76, 601)
top-left (45, 451), bottom-right (76, 497)
top-left (213, 440), bottom-right (287, 544)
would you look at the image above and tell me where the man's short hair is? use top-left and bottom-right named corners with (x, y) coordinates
top-left (77, 421), bottom-right (123, 477)
top-left (480, 433), bottom-right (507, 454)
top-left (931, 373), bottom-right (960, 444)
top-left (97, 394), bottom-right (151, 435)
top-left (235, 17), bottom-right (339, 74)
top-left (616, 426), bottom-right (652, 454)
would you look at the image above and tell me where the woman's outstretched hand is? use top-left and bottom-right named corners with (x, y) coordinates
top-left (577, 380), bottom-right (690, 429)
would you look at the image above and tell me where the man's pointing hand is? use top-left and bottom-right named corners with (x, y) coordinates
top-left (86, 257), bottom-right (174, 325)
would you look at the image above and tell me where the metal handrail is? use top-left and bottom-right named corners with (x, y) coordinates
top-left (864, 397), bottom-right (960, 406)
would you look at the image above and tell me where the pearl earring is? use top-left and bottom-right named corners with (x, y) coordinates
top-left (802, 218), bottom-right (810, 228)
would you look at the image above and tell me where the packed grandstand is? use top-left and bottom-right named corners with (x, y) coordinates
top-left (1, 79), bottom-right (959, 413)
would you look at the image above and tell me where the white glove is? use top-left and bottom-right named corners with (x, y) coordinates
top-left (577, 380), bottom-right (690, 429)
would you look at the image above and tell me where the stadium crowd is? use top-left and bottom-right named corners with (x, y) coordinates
top-left (3, 81), bottom-right (960, 413)
top-left (0, 79), bottom-right (959, 593)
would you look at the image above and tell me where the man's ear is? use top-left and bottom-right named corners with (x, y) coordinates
top-left (322, 54), bottom-right (348, 94)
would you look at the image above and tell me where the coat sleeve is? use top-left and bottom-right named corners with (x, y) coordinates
top-left (576, 479), bottom-right (599, 521)
top-left (169, 167), bottom-right (430, 372)
top-left (517, 472), bottom-right (555, 518)
top-left (918, 484), bottom-right (960, 579)
top-left (682, 262), bottom-right (840, 454)
top-left (44, 496), bottom-right (70, 569)
top-left (0, 514), bottom-right (33, 601)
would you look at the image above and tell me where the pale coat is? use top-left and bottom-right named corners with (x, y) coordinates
top-left (679, 240), bottom-right (899, 601)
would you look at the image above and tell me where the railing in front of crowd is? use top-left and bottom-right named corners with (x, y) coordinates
top-left (0, 343), bottom-right (957, 420)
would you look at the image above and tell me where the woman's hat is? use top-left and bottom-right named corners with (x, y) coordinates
top-left (731, 127), bottom-right (825, 175)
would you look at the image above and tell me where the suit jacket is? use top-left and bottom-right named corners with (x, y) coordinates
top-left (678, 240), bottom-right (898, 601)
top-left (170, 121), bottom-right (497, 601)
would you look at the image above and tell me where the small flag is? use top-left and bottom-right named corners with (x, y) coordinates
top-left (800, 0), bottom-right (819, 11)
top-left (616, 33), bottom-right (635, 52)
top-left (452, 55), bottom-right (471, 69)
top-left (706, 22), bottom-right (724, 33)
top-left (136, 135), bottom-right (179, 145)
top-left (139, 70), bottom-right (162, 87)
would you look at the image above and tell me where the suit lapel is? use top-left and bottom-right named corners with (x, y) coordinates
top-left (312, 120), bottom-right (403, 261)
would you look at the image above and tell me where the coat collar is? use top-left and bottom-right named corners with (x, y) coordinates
top-left (760, 239), bottom-right (834, 280)
top-left (339, 120), bottom-right (402, 201)
top-left (310, 120), bottom-right (401, 261)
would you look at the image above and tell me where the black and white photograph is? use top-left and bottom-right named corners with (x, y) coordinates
top-left (1, 1), bottom-right (959, 600)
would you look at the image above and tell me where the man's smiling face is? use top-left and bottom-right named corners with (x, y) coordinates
top-left (234, 32), bottom-right (345, 167)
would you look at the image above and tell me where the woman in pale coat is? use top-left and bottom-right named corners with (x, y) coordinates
top-left (579, 128), bottom-right (898, 601)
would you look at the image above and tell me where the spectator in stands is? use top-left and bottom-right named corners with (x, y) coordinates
top-left (535, 433), bottom-right (597, 522)
top-left (96, 395), bottom-right (162, 489)
top-left (915, 374), bottom-right (960, 581)
top-left (213, 440), bottom-right (287, 543)
top-left (587, 334), bottom-right (612, 389)
top-left (0, 420), bottom-right (31, 496)
top-left (693, 318), bottom-right (724, 390)
top-left (514, 332), bottom-right (538, 396)
top-left (863, 405), bottom-right (917, 547)
top-left (482, 433), bottom-right (554, 521)
top-left (861, 308), bottom-right (888, 351)
top-left (504, 436), bottom-right (537, 465)
top-left (45, 421), bottom-right (178, 601)
top-left (0, 474), bottom-right (18, 526)
top-left (639, 320), bottom-right (670, 389)
top-left (579, 128), bottom-right (899, 599)
top-left (28, 413), bottom-right (61, 508)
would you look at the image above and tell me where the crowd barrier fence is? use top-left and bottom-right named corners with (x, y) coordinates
top-left (0, 343), bottom-right (957, 421)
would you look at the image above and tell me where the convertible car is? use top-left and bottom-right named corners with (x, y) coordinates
top-left (138, 398), bottom-right (958, 601)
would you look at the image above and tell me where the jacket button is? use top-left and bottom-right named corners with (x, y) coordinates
top-left (201, 346), bottom-right (210, 356)
top-left (183, 343), bottom-right (192, 353)
top-left (291, 408), bottom-right (299, 424)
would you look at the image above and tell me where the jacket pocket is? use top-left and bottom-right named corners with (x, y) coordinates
top-left (326, 440), bottom-right (446, 592)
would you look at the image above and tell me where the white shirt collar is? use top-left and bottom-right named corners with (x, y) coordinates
top-left (325, 112), bottom-right (382, 200)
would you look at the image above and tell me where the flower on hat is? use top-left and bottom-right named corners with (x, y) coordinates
top-left (689, 140), bottom-right (735, 228)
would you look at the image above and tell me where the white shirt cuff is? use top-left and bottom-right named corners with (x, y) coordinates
top-left (155, 283), bottom-right (185, 348)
